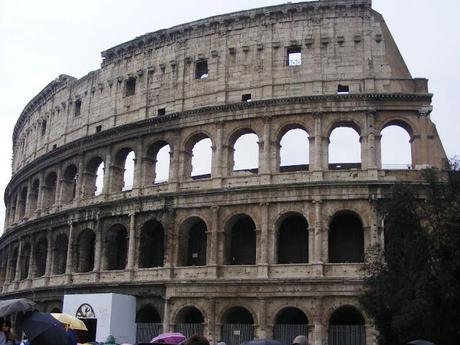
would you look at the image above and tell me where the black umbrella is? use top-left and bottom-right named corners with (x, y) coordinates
top-left (243, 340), bottom-right (283, 345)
top-left (0, 298), bottom-right (35, 317)
top-left (22, 311), bottom-right (71, 345)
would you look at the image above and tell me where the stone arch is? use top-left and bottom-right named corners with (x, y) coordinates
top-left (20, 242), bottom-right (31, 280)
top-left (145, 140), bottom-right (172, 184)
top-left (104, 224), bottom-right (128, 270)
top-left (83, 156), bottom-right (104, 197)
top-left (136, 304), bottom-right (163, 343)
top-left (53, 233), bottom-right (68, 275)
top-left (8, 247), bottom-right (19, 281)
top-left (112, 147), bottom-right (136, 192)
top-left (277, 124), bottom-right (311, 172)
top-left (183, 132), bottom-right (213, 179)
top-left (136, 304), bottom-right (162, 323)
top-left (139, 220), bottom-right (165, 268)
top-left (328, 211), bottom-right (364, 263)
top-left (34, 236), bottom-right (48, 277)
top-left (29, 178), bottom-right (40, 214)
top-left (174, 305), bottom-right (205, 336)
top-left (220, 306), bottom-right (255, 345)
top-left (379, 119), bottom-right (414, 169)
top-left (328, 305), bottom-right (366, 345)
top-left (228, 128), bottom-right (260, 173)
top-left (178, 217), bottom-right (208, 267)
top-left (42, 171), bottom-right (57, 208)
top-left (273, 307), bottom-right (309, 345)
top-left (17, 186), bottom-right (28, 220)
top-left (75, 228), bottom-right (95, 273)
top-left (61, 164), bottom-right (78, 203)
top-left (276, 212), bottom-right (309, 264)
top-left (327, 121), bottom-right (362, 170)
top-left (225, 214), bottom-right (257, 265)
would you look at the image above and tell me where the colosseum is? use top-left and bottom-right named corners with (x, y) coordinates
top-left (0, 0), bottom-right (447, 344)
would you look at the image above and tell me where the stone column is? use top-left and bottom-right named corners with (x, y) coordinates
top-left (168, 131), bottom-right (181, 192)
top-left (208, 298), bottom-right (216, 344)
top-left (375, 135), bottom-right (382, 169)
top-left (313, 200), bottom-right (323, 264)
top-left (14, 239), bottom-right (23, 283)
top-left (102, 151), bottom-right (112, 196)
top-left (54, 167), bottom-right (62, 208)
top-left (27, 240), bottom-right (35, 280)
top-left (212, 122), bottom-right (224, 187)
top-left (163, 298), bottom-right (170, 332)
top-left (126, 212), bottom-right (137, 278)
top-left (366, 111), bottom-right (377, 170)
top-left (258, 203), bottom-right (269, 277)
top-left (260, 116), bottom-right (272, 183)
top-left (258, 298), bottom-right (267, 339)
top-left (93, 217), bottom-right (103, 279)
top-left (23, 180), bottom-right (32, 220)
top-left (65, 221), bottom-right (75, 283)
top-left (75, 155), bottom-right (85, 206)
top-left (44, 232), bottom-right (53, 285)
top-left (133, 142), bottom-right (144, 191)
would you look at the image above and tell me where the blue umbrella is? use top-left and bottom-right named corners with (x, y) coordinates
top-left (22, 311), bottom-right (71, 345)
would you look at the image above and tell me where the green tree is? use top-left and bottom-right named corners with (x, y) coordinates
top-left (360, 162), bottom-right (460, 345)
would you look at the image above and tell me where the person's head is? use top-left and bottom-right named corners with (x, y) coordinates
top-left (185, 335), bottom-right (210, 345)
top-left (292, 335), bottom-right (308, 345)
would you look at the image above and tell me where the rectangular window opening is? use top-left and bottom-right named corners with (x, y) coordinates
top-left (337, 84), bottom-right (350, 94)
top-left (74, 99), bottom-right (82, 116)
top-left (52, 144), bottom-right (57, 150)
top-left (195, 60), bottom-right (208, 79)
top-left (95, 125), bottom-right (102, 133)
top-left (158, 108), bottom-right (166, 116)
top-left (125, 77), bottom-right (136, 96)
top-left (287, 46), bottom-right (302, 66)
top-left (242, 94), bottom-right (252, 102)
top-left (41, 121), bottom-right (47, 136)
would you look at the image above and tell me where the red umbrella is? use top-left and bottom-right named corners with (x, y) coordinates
top-left (151, 332), bottom-right (186, 344)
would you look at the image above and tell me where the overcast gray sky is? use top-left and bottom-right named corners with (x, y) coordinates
top-left (1, 0), bottom-right (459, 233)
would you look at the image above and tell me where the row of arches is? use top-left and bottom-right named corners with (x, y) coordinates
top-left (1, 211), bottom-right (365, 283)
top-left (136, 304), bottom-right (366, 345)
top-left (7, 123), bottom-right (412, 227)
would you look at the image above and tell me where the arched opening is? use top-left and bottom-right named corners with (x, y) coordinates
top-left (61, 164), bottom-right (78, 203)
top-left (136, 305), bottom-right (162, 344)
top-left (17, 186), bottom-right (28, 220)
top-left (29, 179), bottom-right (40, 213)
top-left (279, 128), bottom-right (310, 172)
top-left (227, 215), bottom-right (256, 265)
top-left (76, 229), bottom-right (95, 273)
top-left (328, 126), bottom-right (361, 170)
top-left (381, 124), bottom-right (412, 169)
top-left (20, 243), bottom-right (31, 280)
top-left (175, 306), bottom-right (205, 337)
top-left (273, 307), bottom-right (309, 345)
top-left (185, 135), bottom-right (212, 179)
top-left (8, 248), bottom-right (18, 282)
top-left (328, 212), bottom-right (364, 263)
top-left (84, 157), bottom-right (104, 197)
top-left (104, 224), bottom-right (128, 270)
top-left (9, 194), bottom-right (17, 224)
top-left (329, 306), bottom-right (365, 345)
top-left (221, 307), bottom-right (254, 345)
top-left (232, 132), bottom-right (259, 172)
top-left (112, 148), bottom-right (136, 192)
top-left (42, 172), bottom-right (57, 208)
top-left (139, 220), bottom-right (165, 268)
top-left (179, 218), bottom-right (207, 267)
top-left (277, 214), bottom-right (309, 264)
top-left (34, 238), bottom-right (48, 277)
top-left (53, 234), bottom-right (68, 275)
top-left (155, 145), bottom-right (171, 183)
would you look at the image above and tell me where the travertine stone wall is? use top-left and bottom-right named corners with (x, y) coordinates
top-left (0, 1), bottom-right (448, 345)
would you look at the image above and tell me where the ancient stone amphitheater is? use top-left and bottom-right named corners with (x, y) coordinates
top-left (0, 0), bottom-right (447, 344)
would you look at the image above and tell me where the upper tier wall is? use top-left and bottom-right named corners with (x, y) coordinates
top-left (11, 0), bottom-right (418, 174)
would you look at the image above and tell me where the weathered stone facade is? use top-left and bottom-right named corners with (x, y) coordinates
top-left (0, 1), bottom-right (447, 344)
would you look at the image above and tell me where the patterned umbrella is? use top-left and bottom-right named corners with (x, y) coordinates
top-left (151, 332), bottom-right (186, 344)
